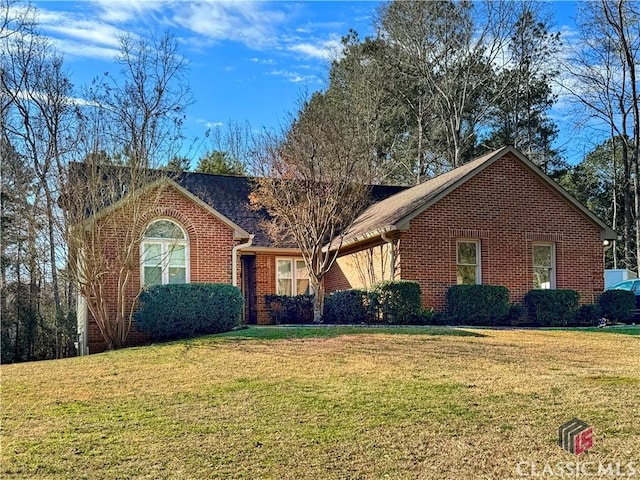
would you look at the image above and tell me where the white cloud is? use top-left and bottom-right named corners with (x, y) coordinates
top-left (52, 39), bottom-right (120, 61)
top-left (33, 9), bottom-right (127, 60)
top-left (250, 57), bottom-right (276, 65)
top-left (90, 0), bottom-right (165, 23)
top-left (287, 37), bottom-right (343, 61)
top-left (268, 69), bottom-right (318, 84)
top-left (45, 21), bottom-right (124, 49)
top-left (173, 1), bottom-right (287, 49)
top-left (196, 119), bottom-right (224, 128)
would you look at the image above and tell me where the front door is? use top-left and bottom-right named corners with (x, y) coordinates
top-left (241, 255), bottom-right (257, 324)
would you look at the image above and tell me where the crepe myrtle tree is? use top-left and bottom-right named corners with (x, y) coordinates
top-left (63, 159), bottom-right (170, 350)
top-left (250, 92), bottom-right (375, 322)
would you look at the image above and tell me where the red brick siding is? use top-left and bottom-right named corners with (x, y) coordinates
top-left (86, 185), bottom-right (237, 353)
top-left (325, 259), bottom-right (353, 292)
top-left (325, 243), bottom-right (394, 291)
top-left (398, 154), bottom-right (604, 310)
top-left (254, 252), bottom-right (277, 324)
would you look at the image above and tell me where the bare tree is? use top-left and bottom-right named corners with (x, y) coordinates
top-left (564, 0), bottom-right (640, 272)
top-left (250, 93), bottom-right (374, 321)
top-left (63, 32), bottom-right (192, 350)
top-left (64, 160), bottom-right (169, 350)
top-left (84, 32), bottom-right (192, 169)
top-left (1, 0), bottom-right (76, 360)
top-left (376, 0), bottom-right (517, 172)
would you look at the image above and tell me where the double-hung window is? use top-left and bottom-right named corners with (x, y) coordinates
top-left (533, 243), bottom-right (555, 289)
top-left (276, 258), bottom-right (310, 296)
top-left (456, 240), bottom-right (481, 285)
top-left (141, 219), bottom-right (189, 287)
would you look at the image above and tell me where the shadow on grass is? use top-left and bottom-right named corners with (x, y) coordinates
top-left (204, 325), bottom-right (487, 343)
top-left (552, 326), bottom-right (640, 336)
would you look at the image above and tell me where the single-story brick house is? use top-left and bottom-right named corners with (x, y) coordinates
top-left (77, 146), bottom-right (617, 353)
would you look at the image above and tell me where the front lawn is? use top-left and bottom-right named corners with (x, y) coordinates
top-left (2, 327), bottom-right (638, 479)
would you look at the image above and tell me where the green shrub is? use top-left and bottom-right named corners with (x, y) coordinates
top-left (574, 304), bottom-right (601, 327)
top-left (597, 290), bottom-right (636, 323)
top-left (414, 307), bottom-right (438, 325)
top-left (506, 303), bottom-right (527, 326)
top-left (265, 295), bottom-right (314, 324)
top-left (323, 289), bottom-right (370, 324)
top-left (445, 285), bottom-right (510, 325)
top-left (370, 281), bottom-right (422, 324)
top-left (136, 284), bottom-right (243, 341)
top-left (523, 289), bottom-right (579, 327)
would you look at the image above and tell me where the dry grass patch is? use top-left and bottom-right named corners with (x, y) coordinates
top-left (2, 327), bottom-right (639, 479)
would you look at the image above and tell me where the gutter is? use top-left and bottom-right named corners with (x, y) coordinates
top-left (232, 234), bottom-right (255, 287)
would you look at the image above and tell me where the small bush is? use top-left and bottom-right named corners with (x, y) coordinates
top-left (136, 284), bottom-right (243, 341)
top-left (574, 304), bottom-right (601, 327)
top-left (414, 307), bottom-right (438, 325)
top-left (265, 295), bottom-right (314, 324)
top-left (505, 303), bottom-right (527, 326)
top-left (523, 289), bottom-right (579, 327)
top-left (323, 289), bottom-right (370, 324)
top-left (370, 281), bottom-right (422, 324)
top-left (598, 290), bottom-right (636, 323)
top-left (445, 285), bottom-right (510, 325)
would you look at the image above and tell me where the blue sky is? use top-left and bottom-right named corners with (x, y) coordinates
top-left (30, 1), bottom-right (586, 166)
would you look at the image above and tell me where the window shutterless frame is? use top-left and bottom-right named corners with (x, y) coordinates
top-left (275, 257), bottom-right (310, 296)
top-left (532, 242), bottom-right (555, 289)
top-left (456, 239), bottom-right (481, 285)
top-left (140, 219), bottom-right (190, 287)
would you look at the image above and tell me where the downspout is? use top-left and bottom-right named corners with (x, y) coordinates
top-left (76, 291), bottom-right (88, 355)
top-left (232, 234), bottom-right (254, 287)
top-left (75, 248), bottom-right (89, 356)
top-left (380, 231), bottom-right (395, 281)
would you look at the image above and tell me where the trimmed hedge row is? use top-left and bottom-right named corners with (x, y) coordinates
top-left (322, 281), bottom-right (433, 325)
top-left (445, 285), bottom-right (509, 325)
top-left (265, 295), bottom-right (314, 324)
top-left (371, 281), bottom-right (423, 324)
top-left (598, 289), bottom-right (636, 322)
top-left (136, 283), bottom-right (243, 341)
top-left (523, 289), bottom-right (580, 327)
top-left (323, 289), bottom-right (369, 324)
top-left (322, 284), bottom-right (635, 327)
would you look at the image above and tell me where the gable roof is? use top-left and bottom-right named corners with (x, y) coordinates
top-left (69, 162), bottom-right (406, 249)
top-left (338, 146), bottom-right (618, 248)
top-left (173, 173), bottom-right (272, 246)
top-left (173, 172), bottom-right (406, 248)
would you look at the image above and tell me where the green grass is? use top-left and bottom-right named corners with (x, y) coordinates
top-left (552, 324), bottom-right (640, 336)
top-left (2, 327), bottom-right (639, 479)
top-left (209, 325), bottom-right (486, 341)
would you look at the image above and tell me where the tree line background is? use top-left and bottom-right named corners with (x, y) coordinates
top-left (1, 0), bottom-right (638, 362)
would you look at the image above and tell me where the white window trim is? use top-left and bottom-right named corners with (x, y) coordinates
top-left (456, 239), bottom-right (481, 285)
top-left (140, 219), bottom-right (190, 287)
top-left (532, 242), bottom-right (556, 290)
top-left (275, 257), bottom-right (310, 296)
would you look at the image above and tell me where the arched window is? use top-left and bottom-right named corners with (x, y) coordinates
top-left (141, 219), bottom-right (189, 287)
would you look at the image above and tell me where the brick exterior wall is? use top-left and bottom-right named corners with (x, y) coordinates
top-left (254, 252), bottom-right (277, 325)
top-left (85, 153), bottom-right (607, 351)
top-left (85, 185), bottom-right (238, 353)
top-left (325, 242), bottom-right (395, 291)
top-left (326, 154), bottom-right (606, 311)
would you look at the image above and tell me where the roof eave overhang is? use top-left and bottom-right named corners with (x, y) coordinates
top-left (327, 224), bottom-right (408, 252)
top-left (169, 180), bottom-right (251, 240)
top-left (78, 177), bottom-right (252, 241)
top-left (381, 146), bottom-right (618, 242)
top-left (243, 246), bottom-right (302, 254)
